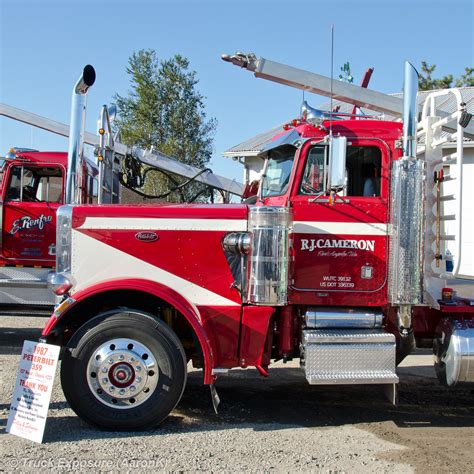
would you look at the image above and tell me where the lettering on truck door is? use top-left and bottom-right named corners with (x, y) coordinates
top-left (290, 139), bottom-right (390, 296)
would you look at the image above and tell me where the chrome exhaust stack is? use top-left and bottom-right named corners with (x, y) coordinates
top-left (402, 62), bottom-right (419, 159)
top-left (65, 65), bottom-right (96, 205)
top-left (389, 62), bottom-right (421, 362)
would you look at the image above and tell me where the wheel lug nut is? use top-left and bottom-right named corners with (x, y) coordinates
top-left (119, 355), bottom-right (124, 361)
top-left (102, 378), bottom-right (108, 384)
top-left (119, 389), bottom-right (125, 395)
top-left (130, 357), bottom-right (135, 363)
top-left (136, 377), bottom-right (142, 383)
top-left (129, 386), bottom-right (136, 392)
top-left (135, 366), bottom-right (141, 371)
top-left (102, 367), bottom-right (108, 373)
top-left (109, 386), bottom-right (115, 392)
top-left (108, 358), bottom-right (114, 364)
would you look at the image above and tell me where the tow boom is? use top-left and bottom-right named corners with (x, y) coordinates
top-left (0, 102), bottom-right (243, 196)
top-left (222, 52), bottom-right (474, 140)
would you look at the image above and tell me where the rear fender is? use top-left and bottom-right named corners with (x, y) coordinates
top-left (42, 279), bottom-right (215, 383)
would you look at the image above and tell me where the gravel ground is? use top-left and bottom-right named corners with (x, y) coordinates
top-left (1, 316), bottom-right (473, 472)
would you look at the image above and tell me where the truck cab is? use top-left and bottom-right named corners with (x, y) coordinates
top-left (259, 120), bottom-right (402, 308)
top-left (0, 148), bottom-right (97, 311)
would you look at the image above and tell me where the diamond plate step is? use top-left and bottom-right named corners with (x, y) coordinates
top-left (302, 329), bottom-right (398, 385)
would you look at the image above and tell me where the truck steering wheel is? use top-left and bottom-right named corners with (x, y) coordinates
top-left (23, 185), bottom-right (40, 202)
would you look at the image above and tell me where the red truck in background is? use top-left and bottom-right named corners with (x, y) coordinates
top-left (0, 148), bottom-right (100, 312)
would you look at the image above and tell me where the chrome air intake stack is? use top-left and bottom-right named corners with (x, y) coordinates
top-left (247, 206), bottom-right (291, 305)
top-left (389, 62), bottom-right (424, 307)
top-left (65, 65), bottom-right (96, 205)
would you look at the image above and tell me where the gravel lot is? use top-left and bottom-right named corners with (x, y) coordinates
top-left (1, 315), bottom-right (473, 472)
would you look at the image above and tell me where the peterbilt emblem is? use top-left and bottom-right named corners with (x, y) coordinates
top-left (135, 231), bottom-right (159, 242)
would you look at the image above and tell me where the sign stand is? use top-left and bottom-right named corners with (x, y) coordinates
top-left (6, 340), bottom-right (60, 443)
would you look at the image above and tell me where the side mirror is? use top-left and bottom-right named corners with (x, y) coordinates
top-left (329, 136), bottom-right (347, 190)
top-left (107, 105), bottom-right (117, 124)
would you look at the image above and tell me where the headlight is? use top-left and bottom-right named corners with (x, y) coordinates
top-left (47, 271), bottom-right (73, 296)
top-left (56, 205), bottom-right (73, 273)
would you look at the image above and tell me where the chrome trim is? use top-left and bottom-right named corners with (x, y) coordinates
top-left (303, 328), bottom-right (393, 344)
top-left (47, 271), bottom-right (72, 296)
top-left (305, 307), bottom-right (383, 329)
top-left (222, 232), bottom-right (251, 255)
top-left (261, 128), bottom-right (301, 154)
top-left (435, 319), bottom-right (474, 386)
top-left (402, 62), bottom-right (419, 159)
top-left (0, 278), bottom-right (48, 288)
top-left (65, 65), bottom-right (96, 205)
top-left (247, 206), bottom-right (291, 305)
top-left (86, 338), bottom-right (159, 409)
top-left (302, 328), bottom-right (398, 385)
top-left (56, 205), bottom-right (73, 273)
top-left (388, 159), bottom-right (424, 304)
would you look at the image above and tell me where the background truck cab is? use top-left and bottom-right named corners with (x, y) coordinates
top-left (0, 148), bottom-right (98, 312)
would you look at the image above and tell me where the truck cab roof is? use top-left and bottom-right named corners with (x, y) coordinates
top-left (1, 149), bottom-right (69, 167)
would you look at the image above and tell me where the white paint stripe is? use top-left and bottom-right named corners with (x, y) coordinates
top-left (293, 221), bottom-right (387, 236)
top-left (72, 230), bottom-right (240, 307)
top-left (79, 217), bottom-right (248, 232)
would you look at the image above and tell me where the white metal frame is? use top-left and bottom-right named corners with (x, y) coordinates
top-left (419, 88), bottom-right (472, 307)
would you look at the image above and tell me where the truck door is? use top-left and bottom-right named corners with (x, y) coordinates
top-left (2, 165), bottom-right (63, 265)
top-left (291, 139), bottom-right (390, 299)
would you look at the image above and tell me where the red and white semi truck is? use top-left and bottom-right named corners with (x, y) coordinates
top-left (38, 56), bottom-right (473, 430)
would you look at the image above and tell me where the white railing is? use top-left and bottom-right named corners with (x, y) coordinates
top-left (420, 89), bottom-right (470, 284)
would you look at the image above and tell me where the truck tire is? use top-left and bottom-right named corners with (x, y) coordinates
top-left (60, 310), bottom-right (187, 430)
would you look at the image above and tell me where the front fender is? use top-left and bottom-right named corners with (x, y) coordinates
top-left (42, 278), bottom-right (216, 383)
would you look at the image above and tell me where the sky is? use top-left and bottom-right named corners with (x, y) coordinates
top-left (0, 0), bottom-right (473, 182)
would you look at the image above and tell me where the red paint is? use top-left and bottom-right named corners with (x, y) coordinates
top-left (286, 136), bottom-right (392, 307)
top-left (239, 306), bottom-right (275, 367)
top-left (2, 201), bottom-right (59, 265)
top-left (278, 306), bottom-right (295, 356)
top-left (198, 305), bottom-right (242, 368)
top-left (78, 226), bottom-right (243, 306)
top-left (42, 279), bottom-right (217, 383)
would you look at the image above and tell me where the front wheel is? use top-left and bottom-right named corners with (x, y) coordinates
top-left (61, 310), bottom-right (187, 430)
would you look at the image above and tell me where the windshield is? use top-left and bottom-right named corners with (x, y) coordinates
top-left (261, 145), bottom-right (296, 197)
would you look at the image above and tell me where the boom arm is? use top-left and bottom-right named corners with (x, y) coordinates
top-left (0, 102), bottom-right (244, 196)
top-left (222, 52), bottom-right (474, 140)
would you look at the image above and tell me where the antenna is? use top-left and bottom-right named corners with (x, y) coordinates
top-left (329, 24), bottom-right (334, 138)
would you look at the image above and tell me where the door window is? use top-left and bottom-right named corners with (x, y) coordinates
top-left (299, 145), bottom-right (382, 197)
top-left (6, 166), bottom-right (63, 203)
top-left (345, 146), bottom-right (381, 197)
top-left (300, 146), bottom-right (326, 194)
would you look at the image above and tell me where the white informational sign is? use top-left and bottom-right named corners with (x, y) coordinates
top-left (6, 340), bottom-right (60, 443)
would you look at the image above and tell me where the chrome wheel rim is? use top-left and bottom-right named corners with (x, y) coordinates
top-left (86, 338), bottom-right (158, 409)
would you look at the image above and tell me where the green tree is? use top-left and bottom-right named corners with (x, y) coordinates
top-left (418, 61), bottom-right (474, 90)
top-left (338, 62), bottom-right (354, 84)
top-left (114, 49), bottom-right (217, 202)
